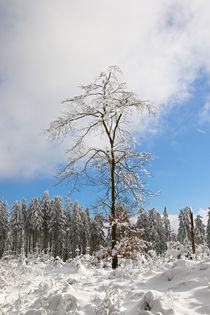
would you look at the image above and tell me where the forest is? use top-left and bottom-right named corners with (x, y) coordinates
top-left (0, 192), bottom-right (209, 261)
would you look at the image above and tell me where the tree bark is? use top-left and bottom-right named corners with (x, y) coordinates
top-left (190, 210), bottom-right (195, 254)
top-left (0, 237), bottom-right (4, 258)
top-left (43, 220), bottom-right (48, 254)
top-left (111, 145), bottom-right (118, 269)
top-left (54, 225), bottom-right (59, 258)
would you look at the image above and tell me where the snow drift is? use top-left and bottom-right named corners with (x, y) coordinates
top-left (0, 249), bottom-right (210, 314)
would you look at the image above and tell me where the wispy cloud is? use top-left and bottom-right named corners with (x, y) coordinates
top-left (199, 102), bottom-right (210, 125)
top-left (1, 1), bottom-right (210, 178)
top-left (197, 128), bottom-right (206, 134)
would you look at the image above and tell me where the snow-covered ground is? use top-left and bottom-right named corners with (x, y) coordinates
top-left (0, 248), bottom-right (210, 315)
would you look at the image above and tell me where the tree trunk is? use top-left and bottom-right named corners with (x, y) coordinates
top-left (190, 210), bottom-right (195, 254)
top-left (33, 231), bottom-right (35, 252)
top-left (50, 238), bottom-right (52, 254)
top-left (54, 226), bottom-right (59, 258)
top-left (111, 146), bottom-right (118, 269)
top-left (0, 237), bottom-right (4, 258)
top-left (13, 231), bottom-right (17, 255)
top-left (43, 220), bottom-right (48, 253)
top-left (25, 232), bottom-right (28, 257)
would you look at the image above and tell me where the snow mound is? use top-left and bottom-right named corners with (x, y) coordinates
top-left (137, 290), bottom-right (174, 314)
top-left (47, 293), bottom-right (77, 314)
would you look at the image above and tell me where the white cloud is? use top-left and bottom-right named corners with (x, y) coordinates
top-left (1, 0), bottom-right (210, 178)
top-left (197, 128), bottom-right (206, 134)
top-left (199, 102), bottom-right (210, 125)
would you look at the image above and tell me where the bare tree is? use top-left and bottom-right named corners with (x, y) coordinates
top-left (44, 66), bottom-right (154, 268)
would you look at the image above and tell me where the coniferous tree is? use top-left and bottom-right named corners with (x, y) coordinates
top-left (10, 201), bottom-right (24, 254)
top-left (177, 207), bottom-right (191, 244)
top-left (147, 208), bottom-right (159, 252)
top-left (90, 214), bottom-right (106, 253)
top-left (145, 208), bottom-right (167, 254)
top-left (21, 198), bottom-right (27, 224)
top-left (70, 200), bottom-right (83, 257)
top-left (41, 191), bottom-right (51, 253)
top-left (206, 211), bottom-right (210, 249)
top-left (49, 196), bottom-right (66, 258)
top-left (2, 189), bottom-right (192, 260)
top-left (136, 204), bottom-right (148, 241)
top-left (80, 208), bottom-right (91, 254)
top-left (63, 197), bottom-right (72, 260)
top-left (194, 214), bottom-right (206, 245)
top-left (26, 198), bottom-right (43, 252)
top-left (21, 198), bottom-right (27, 254)
top-left (0, 200), bottom-right (9, 257)
top-left (162, 206), bottom-right (172, 242)
top-left (156, 212), bottom-right (167, 253)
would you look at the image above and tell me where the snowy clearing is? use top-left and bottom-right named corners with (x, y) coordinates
top-left (0, 250), bottom-right (210, 315)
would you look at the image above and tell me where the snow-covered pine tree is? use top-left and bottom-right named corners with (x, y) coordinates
top-left (70, 200), bottom-right (83, 257)
top-left (10, 200), bottom-right (24, 254)
top-left (21, 198), bottom-right (27, 254)
top-left (80, 208), bottom-right (91, 254)
top-left (177, 207), bottom-right (191, 244)
top-left (156, 212), bottom-right (167, 254)
top-left (26, 198), bottom-right (43, 253)
top-left (146, 208), bottom-right (167, 254)
top-left (136, 204), bottom-right (148, 241)
top-left (41, 191), bottom-right (51, 253)
top-left (162, 206), bottom-right (172, 242)
top-left (21, 198), bottom-right (27, 223)
top-left (0, 200), bottom-right (9, 258)
top-left (49, 196), bottom-right (66, 258)
top-left (90, 214), bottom-right (106, 253)
top-left (206, 211), bottom-right (210, 249)
top-left (63, 197), bottom-right (72, 260)
top-left (194, 214), bottom-right (206, 245)
top-left (147, 208), bottom-right (159, 252)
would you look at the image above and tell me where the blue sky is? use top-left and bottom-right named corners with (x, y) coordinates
top-left (1, 1), bottom-right (210, 216)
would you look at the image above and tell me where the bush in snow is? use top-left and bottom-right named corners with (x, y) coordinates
top-left (95, 206), bottom-right (150, 262)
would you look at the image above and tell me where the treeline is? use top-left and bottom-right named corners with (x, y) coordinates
top-left (0, 194), bottom-right (210, 260)
top-left (136, 205), bottom-right (210, 253)
top-left (0, 192), bottom-right (105, 260)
